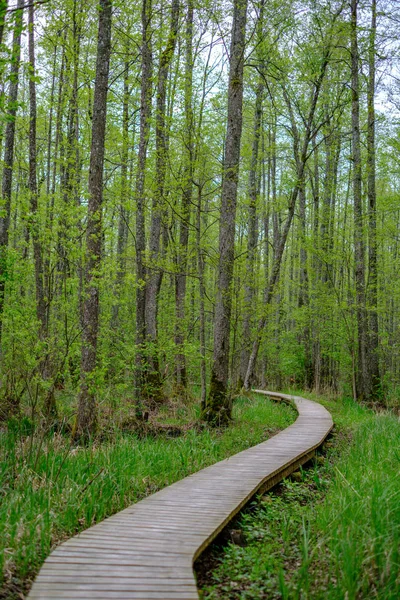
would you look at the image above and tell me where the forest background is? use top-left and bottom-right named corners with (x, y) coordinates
top-left (0, 0), bottom-right (399, 435)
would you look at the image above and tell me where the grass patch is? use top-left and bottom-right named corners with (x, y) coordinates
top-left (201, 393), bottom-right (400, 599)
top-left (0, 394), bottom-right (295, 599)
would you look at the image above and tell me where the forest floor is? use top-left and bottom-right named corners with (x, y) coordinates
top-left (0, 393), bottom-right (295, 600)
top-left (198, 393), bottom-right (400, 599)
top-left (3, 391), bottom-right (399, 600)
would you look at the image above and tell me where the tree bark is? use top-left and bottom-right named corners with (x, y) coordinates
top-left (144, 0), bottom-right (179, 400)
top-left (0, 1), bottom-right (7, 44)
top-left (0, 0), bottom-right (24, 344)
top-left (239, 82), bottom-right (263, 384)
top-left (0, 0), bottom-right (8, 107)
top-left (298, 181), bottom-right (313, 389)
top-left (134, 0), bottom-right (153, 403)
top-left (112, 59), bottom-right (130, 329)
top-left (28, 3), bottom-right (57, 418)
top-left (28, 3), bottom-right (46, 338)
top-left (75, 0), bottom-right (112, 439)
top-left (42, 41), bottom-right (58, 336)
top-left (351, 0), bottom-right (369, 401)
top-left (310, 133), bottom-right (321, 390)
top-left (271, 115), bottom-right (279, 257)
top-left (367, 0), bottom-right (380, 399)
top-left (174, 0), bottom-right (194, 390)
top-left (196, 184), bottom-right (207, 410)
top-left (203, 0), bottom-right (248, 424)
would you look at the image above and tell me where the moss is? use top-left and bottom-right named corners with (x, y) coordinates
top-left (143, 369), bottom-right (165, 405)
top-left (236, 376), bottom-right (244, 392)
top-left (201, 371), bottom-right (232, 426)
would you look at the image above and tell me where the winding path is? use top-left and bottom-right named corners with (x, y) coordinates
top-left (28, 391), bottom-right (333, 600)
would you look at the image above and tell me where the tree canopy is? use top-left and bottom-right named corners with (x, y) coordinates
top-left (0, 0), bottom-right (399, 431)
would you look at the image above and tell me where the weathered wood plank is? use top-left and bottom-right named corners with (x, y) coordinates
top-left (28, 391), bottom-right (332, 600)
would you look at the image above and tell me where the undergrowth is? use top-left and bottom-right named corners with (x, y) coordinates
top-left (201, 393), bottom-right (400, 599)
top-left (0, 394), bottom-right (295, 599)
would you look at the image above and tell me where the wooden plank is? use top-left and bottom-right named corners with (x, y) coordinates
top-left (28, 391), bottom-right (332, 600)
top-left (32, 583), bottom-right (197, 591)
top-left (29, 593), bottom-right (198, 599)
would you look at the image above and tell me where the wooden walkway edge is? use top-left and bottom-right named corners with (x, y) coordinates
top-left (28, 391), bottom-right (333, 600)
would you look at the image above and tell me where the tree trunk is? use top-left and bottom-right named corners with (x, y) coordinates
top-left (174, 0), bottom-right (194, 391)
top-left (134, 0), bottom-right (153, 404)
top-left (243, 52), bottom-right (330, 390)
top-left (260, 124), bottom-right (269, 387)
top-left (311, 133), bottom-right (321, 391)
top-left (239, 82), bottom-right (263, 384)
top-left (0, 0), bottom-right (8, 112)
top-left (367, 0), bottom-right (380, 399)
top-left (196, 184), bottom-right (207, 410)
top-left (112, 59), bottom-right (130, 329)
top-left (271, 115), bottom-right (280, 257)
top-left (145, 0), bottom-right (179, 400)
top-left (0, 0), bottom-right (24, 344)
top-left (28, 3), bottom-right (57, 419)
top-left (57, 0), bottom-right (82, 309)
top-left (44, 37), bottom-right (67, 337)
top-left (75, 0), bottom-right (112, 439)
top-left (43, 42), bottom-right (58, 336)
top-left (203, 0), bottom-right (248, 424)
top-left (28, 3), bottom-right (46, 338)
top-left (298, 180), bottom-right (313, 388)
top-left (0, 1), bottom-right (7, 47)
top-left (351, 0), bottom-right (369, 401)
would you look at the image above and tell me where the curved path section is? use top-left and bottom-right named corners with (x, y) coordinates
top-left (29, 391), bottom-right (332, 599)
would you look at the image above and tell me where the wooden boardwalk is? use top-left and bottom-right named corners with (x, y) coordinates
top-left (28, 391), bottom-right (333, 600)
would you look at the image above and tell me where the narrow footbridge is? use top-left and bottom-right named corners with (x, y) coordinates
top-left (28, 391), bottom-right (333, 600)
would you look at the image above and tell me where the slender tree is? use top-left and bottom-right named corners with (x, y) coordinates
top-left (112, 59), bottom-right (130, 329)
top-left (0, 0), bottom-right (24, 343)
top-left (351, 0), bottom-right (369, 400)
top-left (239, 81), bottom-right (263, 385)
top-left (134, 0), bottom-right (153, 403)
top-left (145, 0), bottom-right (179, 399)
top-left (175, 0), bottom-right (194, 390)
top-left (244, 50), bottom-right (330, 389)
top-left (202, 0), bottom-right (248, 423)
top-left (75, 0), bottom-right (112, 439)
top-left (28, 3), bottom-right (46, 337)
top-left (0, 1), bottom-right (7, 56)
top-left (367, 0), bottom-right (380, 399)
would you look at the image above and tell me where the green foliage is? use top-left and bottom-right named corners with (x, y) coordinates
top-left (201, 394), bottom-right (400, 599)
top-left (0, 394), bottom-right (295, 598)
top-left (0, 0), bottom-right (398, 417)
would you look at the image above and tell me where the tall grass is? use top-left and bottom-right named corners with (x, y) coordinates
top-left (202, 395), bottom-right (400, 599)
top-left (311, 414), bottom-right (400, 599)
top-left (0, 394), bottom-right (295, 597)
